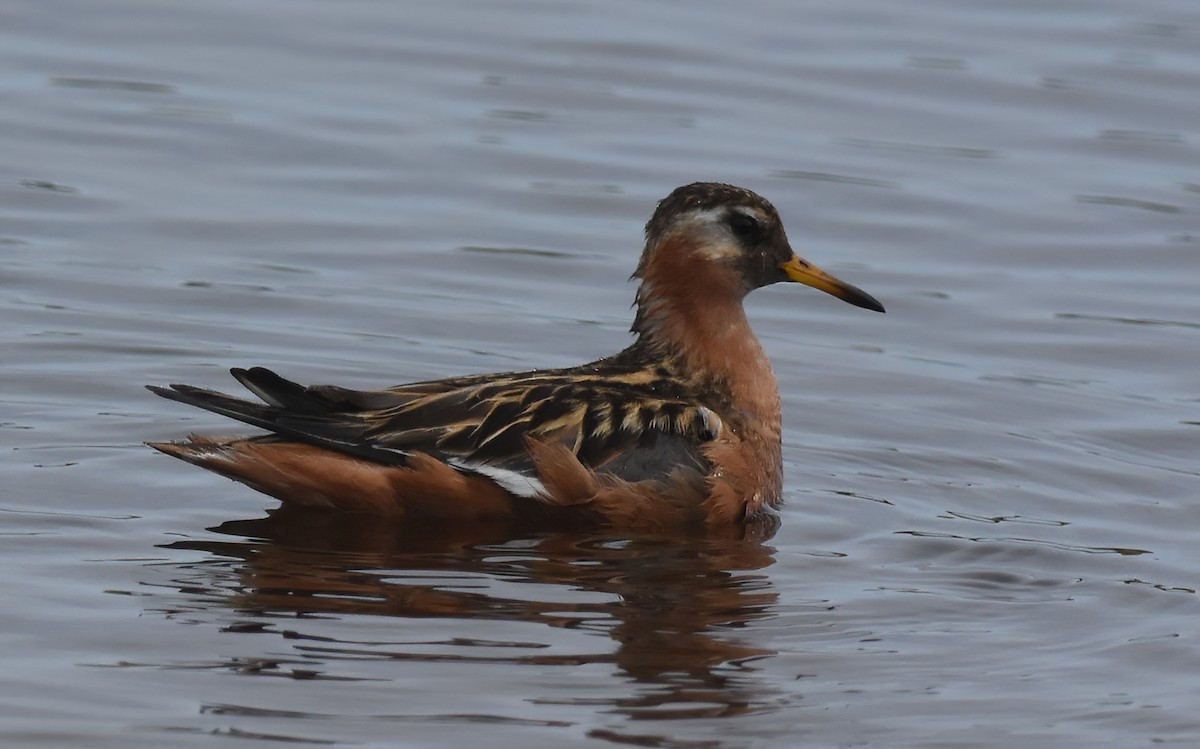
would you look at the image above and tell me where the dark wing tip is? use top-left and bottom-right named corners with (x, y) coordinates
top-left (146, 383), bottom-right (194, 402)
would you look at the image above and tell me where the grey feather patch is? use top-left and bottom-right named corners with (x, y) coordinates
top-left (696, 406), bottom-right (723, 440)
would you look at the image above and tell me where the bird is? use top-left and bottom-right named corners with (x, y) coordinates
top-left (147, 182), bottom-right (884, 530)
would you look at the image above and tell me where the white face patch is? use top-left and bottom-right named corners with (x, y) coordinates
top-left (676, 206), bottom-right (767, 261)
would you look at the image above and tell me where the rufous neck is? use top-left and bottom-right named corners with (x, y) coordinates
top-left (631, 242), bottom-right (780, 428)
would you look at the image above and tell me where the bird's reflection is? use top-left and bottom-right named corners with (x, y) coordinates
top-left (159, 507), bottom-right (782, 723)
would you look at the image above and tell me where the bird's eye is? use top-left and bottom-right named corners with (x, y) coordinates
top-left (727, 212), bottom-right (761, 240)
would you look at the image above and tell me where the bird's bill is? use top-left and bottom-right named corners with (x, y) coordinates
top-left (779, 255), bottom-right (885, 313)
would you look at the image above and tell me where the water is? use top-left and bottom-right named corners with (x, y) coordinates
top-left (3, 0), bottom-right (1199, 746)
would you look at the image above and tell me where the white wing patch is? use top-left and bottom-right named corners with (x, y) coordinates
top-left (447, 458), bottom-right (547, 498)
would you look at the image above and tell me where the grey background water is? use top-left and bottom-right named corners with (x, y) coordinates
top-left (3, 0), bottom-right (1198, 746)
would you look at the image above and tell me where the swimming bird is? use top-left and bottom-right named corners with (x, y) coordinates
top-left (148, 183), bottom-right (884, 529)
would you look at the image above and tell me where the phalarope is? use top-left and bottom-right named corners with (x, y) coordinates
top-left (149, 183), bottom-right (884, 528)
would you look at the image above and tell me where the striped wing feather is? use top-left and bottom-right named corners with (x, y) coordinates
top-left (161, 364), bottom-right (721, 485)
top-left (366, 373), bottom-right (721, 480)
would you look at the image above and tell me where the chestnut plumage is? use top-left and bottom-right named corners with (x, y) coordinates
top-left (148, 182), bottom-right (884, 528)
